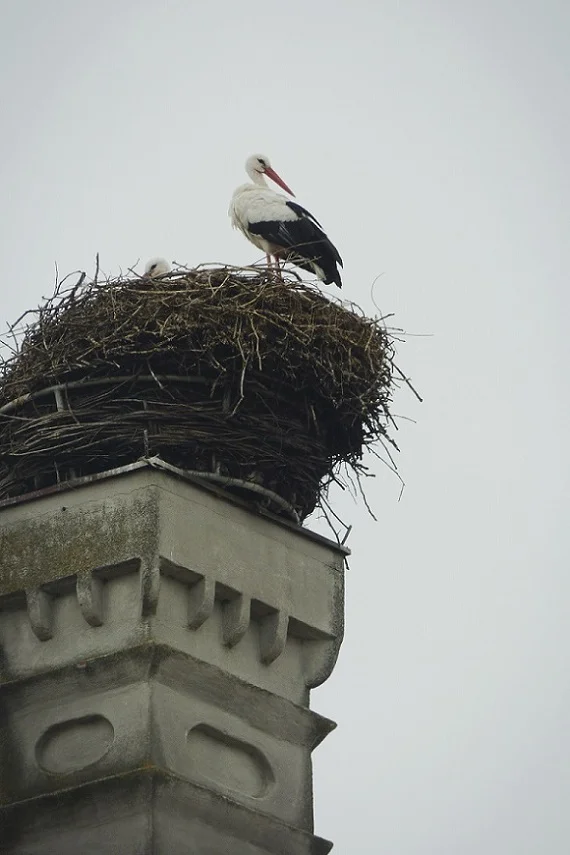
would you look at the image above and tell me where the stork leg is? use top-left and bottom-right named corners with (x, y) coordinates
top-left (264, 253), bottom-right (284, 282)
top-left (274, 257), bottom-right (283, 281)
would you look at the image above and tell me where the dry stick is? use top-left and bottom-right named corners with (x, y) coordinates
top-left (1, 328), bottom-right (18, 356)
top-left (172, 468), bottom-right (300, 525)
top-left (0, 375), bottom-right (210, 415)
top-left (369, 271), bottom-right (386, 318)
top-left (341, 466), bottom-right (359, 502)
top-left (355, 472), bottom-right (378, 522)
top-left (146, 360), bottom-right (166, 392)
top-left (317, 497), bottom-right (342, 545)
top-left (321, 493), bottom-right (352, 540)
top-left (52, 260), bottom-right (59, 301)
top-left (393, 362), bottom-right (423, 403)
top-left (368, 445), bottom-right (405, 493)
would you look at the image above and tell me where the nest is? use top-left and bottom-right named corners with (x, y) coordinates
top-left (0, 264), bottom-right (396, 522)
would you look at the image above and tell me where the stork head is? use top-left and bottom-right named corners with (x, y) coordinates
top-left (245, 154), bottom-right (295, 196)
top-left (144, 257), bottom-right (171, 278)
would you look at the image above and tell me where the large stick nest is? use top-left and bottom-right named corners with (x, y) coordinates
top-left (0, 264), bottom-right (396, 522)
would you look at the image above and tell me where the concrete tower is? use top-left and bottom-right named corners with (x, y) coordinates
top-left (0, 460), bottom-right (346, 853)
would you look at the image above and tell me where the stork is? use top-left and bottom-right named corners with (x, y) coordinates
top-left (229, 154), bottom-right (343, 289)
top-left (144, 257), bottom-right (171, 277)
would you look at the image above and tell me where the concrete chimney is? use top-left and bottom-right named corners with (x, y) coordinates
top-left (0, 459), bottom-right (346, 854)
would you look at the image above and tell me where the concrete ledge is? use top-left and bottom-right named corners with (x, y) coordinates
top-left (0, 769), bottom-right (333, 855)
top-left (1, 645), bottom-right (335, 830)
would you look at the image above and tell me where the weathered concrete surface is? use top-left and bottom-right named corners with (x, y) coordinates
top-left (1, 772), bottom-right (333, 854)
top-left (0, 463), bottom-right (346, 853)
top-left (0, 463), bottom-right (345, 703)
top-left (1, 647), bottom-right (333, 826)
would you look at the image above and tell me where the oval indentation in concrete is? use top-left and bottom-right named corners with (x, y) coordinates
top-left (36, 714), bottom-right (114, 774)
top-left (187, 723), bottom-right (273, 798)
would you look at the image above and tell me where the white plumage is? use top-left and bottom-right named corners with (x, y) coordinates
top-left (144, 258), bottom-right (171, 278)
top-left (229, 154), bottom-right (343, 288)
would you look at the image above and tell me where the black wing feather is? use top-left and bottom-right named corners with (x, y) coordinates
top-left (249, 202), bottom-right (343, 288)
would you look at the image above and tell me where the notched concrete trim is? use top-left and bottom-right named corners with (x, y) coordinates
top-left (76, 571), bottom-right (104, 627)
top-left (25, 588), bottom-right (53, 641)
top-left (140, 559), bottom-right (160, 616)
top-left (259, 610), bottom-right (289, 665)
top-left (2, 558), bottom-right (343, 680)
top-left (304, 574), bottom-right (345, 689)
top-left (187, 577), bottom-right (215, 629)
top-left (222, 592), bottom-right (251, 648)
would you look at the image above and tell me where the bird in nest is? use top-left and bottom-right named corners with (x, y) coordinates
top-left (144, 258), bottom-right (171, 278)
top-left (229, 154), bottom-right (343, 289)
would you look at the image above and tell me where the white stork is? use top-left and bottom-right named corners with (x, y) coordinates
top-left (229, 154), bottom-right (343, 289)
top-left (144, 257), bottom-right (171, 277)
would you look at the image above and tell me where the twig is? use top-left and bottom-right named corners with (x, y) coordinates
top-left (393, 361), bottom-right (423, 403)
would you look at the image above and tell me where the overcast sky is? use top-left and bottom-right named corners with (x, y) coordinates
top-left (1, 1), bottom-right (569, 852)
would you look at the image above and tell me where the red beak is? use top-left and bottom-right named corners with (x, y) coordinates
top-left (265, 166), bottom-right (295, 197)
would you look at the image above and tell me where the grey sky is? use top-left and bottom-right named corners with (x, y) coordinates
top-left (1, 1), bottom-right (569, 852)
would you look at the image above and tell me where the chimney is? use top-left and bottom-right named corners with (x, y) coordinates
top-left (0, 265), bottom-right (394, 853)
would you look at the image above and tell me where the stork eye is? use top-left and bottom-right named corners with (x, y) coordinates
top-left (258, 158), bottom-right (266, 168)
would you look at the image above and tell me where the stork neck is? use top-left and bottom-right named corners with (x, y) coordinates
top-left (247, 168), bottom-right (268, 187)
